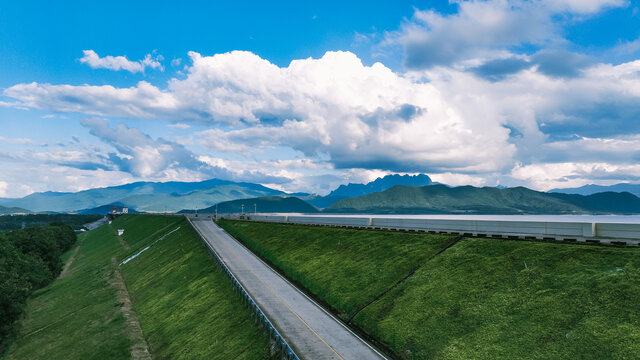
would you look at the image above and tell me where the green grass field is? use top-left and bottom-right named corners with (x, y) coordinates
top-left (218, 219), bottom-right (456, 319)
top-left (6, 215), bottom-right (271, 360)
top-left (218, 220), bottom-right (640, 360)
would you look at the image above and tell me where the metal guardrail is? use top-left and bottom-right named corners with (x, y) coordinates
top-left (186, 216), bottom-right (299, 360)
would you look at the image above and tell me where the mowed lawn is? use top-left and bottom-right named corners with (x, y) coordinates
top-left (218, 220), bottom-right (640, 360)
top-left (7, 215), bottom-right (271, 360)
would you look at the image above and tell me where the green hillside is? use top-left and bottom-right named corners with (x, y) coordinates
top-left (5, 215), bottom-right (270, 359)
top-left (326, 184), bottom-right (640, 214)
top-left (119, 184), bottom-right (283, 212)
top-left (186, 195), bottom-right (320, 214)
top-left (219, 220), bottom-right (640, 360)
top-left (0, 206), bottom-right (31, 216)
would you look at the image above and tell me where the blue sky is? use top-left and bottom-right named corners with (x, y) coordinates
top-left (1, 0), bottom-right (640, 197)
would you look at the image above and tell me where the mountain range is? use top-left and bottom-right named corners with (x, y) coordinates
top-left (305, 174), bottom-right (433, 208)
top-left (325, 184), bottom-right (640, 214)
top-left (549, 183), bottom-right (640, 198)
top-left (181, 196), bottom-right (319, 214)
top-left (3, 174), bottom-right (640, 215)
top-left (0, 179), bottom-right (283, 213)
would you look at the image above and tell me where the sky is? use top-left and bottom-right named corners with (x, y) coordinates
top-left (1, 0), bottom-right (640, 198)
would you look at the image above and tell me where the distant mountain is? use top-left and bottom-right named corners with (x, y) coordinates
top-left (0, 179), bottom-right (284, 213)
top-left (326, 184), bottom-right (640, 214)
top-left (549, 183), bottom-right (640, 197)
top-left (0, 205), bottom-right (32, 215)
top-left (181, 196), bottom-right (319, 214)
top-left (307, 174), bottom-right (433, 209)
top-left (329, 174), bottom-right (432, 198)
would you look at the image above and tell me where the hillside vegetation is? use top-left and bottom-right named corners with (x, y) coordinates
top-left (186, 195), bottom-right (320, 214)
top-left (326, 184), bottom-right (640, 214)
top-left (6, 215), bottom-right (270, 359)
top-left (0, 224), bottom-right (76, 353)
top-left (0, 214), bottom-right (102, 231)
top-left (219, 220), bottom-right (640, 360)
top-left (0, 206), bottom-right (31, 216)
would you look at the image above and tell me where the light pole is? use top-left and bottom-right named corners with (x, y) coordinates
top-left (254, 203), bottom-right (257, 215)
top-left (241, 204), bottom-right (244, 215)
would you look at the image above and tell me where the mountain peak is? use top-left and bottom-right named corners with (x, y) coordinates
top-left (328, 174), bottom-right (432, 198)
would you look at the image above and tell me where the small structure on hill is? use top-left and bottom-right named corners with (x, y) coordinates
top-left (110, 206), bottom-right (129, 215)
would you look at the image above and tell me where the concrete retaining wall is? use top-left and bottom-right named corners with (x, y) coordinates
top-left (233, 214), bottom-right (639, 245)
top-left (288, 216), bottom-right (372, 227)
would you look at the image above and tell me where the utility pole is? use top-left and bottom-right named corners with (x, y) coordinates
top-left (254, 203), bottom-right (257, 215)
top-left (241, 204), bottom-right (244, 215)
top-left (214, 204), bottom-right (217, 220)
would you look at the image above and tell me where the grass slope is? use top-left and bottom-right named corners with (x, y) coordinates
top-left (218, 219), bottom-right (456, 319)
top-left (6, 225), bottom-right (130, 360)
top-left (7, 215), bottom-right (270, 359)
top-left (218, 220), bottom-right (640, 360)
top-left (117, 215), bottom-right (271, 359)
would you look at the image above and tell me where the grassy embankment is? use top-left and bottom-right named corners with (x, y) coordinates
top-left (6, 215), bottom-right (270, 360)
top-left (218, 220), bottom-right (640, 360)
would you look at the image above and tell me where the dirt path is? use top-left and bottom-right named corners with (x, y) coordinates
top-left (118, 235), bottom-right (131, 251)
top-left (110, 257), bottom-right (152, 360)
top-left (57, 239), bottom-right (82, 280)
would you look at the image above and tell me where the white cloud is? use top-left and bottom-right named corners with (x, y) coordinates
top-left (385, 0), bottom-right (626, 69)
top-left (511, 162), bottom-right (640, 191)
top-left (5, 45), bottom-right (640, 191)
top-left (79, 50), bottom-right (164, 73)
top-left (0, 136), bottom-right (33, 145)
top-left (80, 118), bottom-right (212, 177)
top-left (168, 122), bottom-right (191, 129)
top-left (0, 181), bottom-right (7, 197)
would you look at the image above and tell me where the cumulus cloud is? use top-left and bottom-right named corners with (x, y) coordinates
top-left (5, 51), bottom-right (519, 174)
top-left (5, 48), bottom-right (640, 187)
top-left (79, 50), bottom-right (164, 73)
top-left (0, 181), bottom-right (7, 197)
top-left (511, 162), bottom-right (640, 191)
top-left (386, 0), bottom-right (626, 70)
top-left (80, 118), bottom-right (213, 177)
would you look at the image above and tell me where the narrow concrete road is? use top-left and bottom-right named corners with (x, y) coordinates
top-left (190, 218), bottom-right (387, 360)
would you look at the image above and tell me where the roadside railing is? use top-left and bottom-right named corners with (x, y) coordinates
top-left (186, 216), bottom-right (299, 360)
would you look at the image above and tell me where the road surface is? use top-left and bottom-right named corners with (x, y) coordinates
top-left (190, 218), bottom-right (387, 360)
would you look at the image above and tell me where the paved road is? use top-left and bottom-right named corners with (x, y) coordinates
top-left (190, 218), bottom-right (387, 360)
top-left (85, 216), bottom-right (108, 230)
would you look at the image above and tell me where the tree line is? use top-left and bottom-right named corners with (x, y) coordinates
top-left (0, 214), bottom-right (103, 231)
top-left (0, 223), bottom-right (76, 353)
